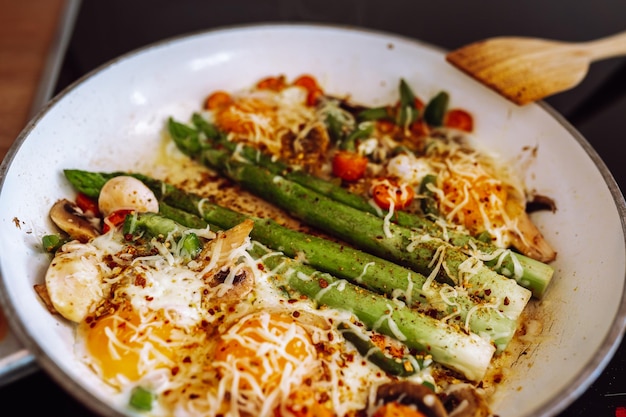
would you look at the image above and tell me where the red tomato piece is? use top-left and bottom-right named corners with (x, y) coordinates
top-left (293, 74), bottom-right (323, 106)
top-left (413, 97), bottom-right (425, 112)
top-left (204, 90), bottom-right (232, 110)
top-left (371, 179), bottom-right (415, 210)
top-left (332, 151), bottom-right (368, 182)
top-left (256, 75), bottom-right (287, 91)
top-left (444, 109), bottom-right (474, 132)
top-left (75, 192), bottom-right (100, 217)
top-left (377, 119), bottom-right (396, 134)
top-left (102, 209), bottom-right (134, 234)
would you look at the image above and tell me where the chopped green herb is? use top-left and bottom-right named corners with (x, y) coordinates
top-left (129, 386), bottom-right (153, 411)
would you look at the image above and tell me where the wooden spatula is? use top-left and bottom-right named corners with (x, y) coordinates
top-left (445, 31), bottom-right (626, 105)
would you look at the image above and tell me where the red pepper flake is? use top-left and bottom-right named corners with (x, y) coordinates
top-left (503, 296), bottom-right (510, 306)
top-left (319, 278), bottom-right (329, 289)
top-left (134, 275), bottom-right (147, 287)
top-left (319, 392), bottom-right (330, 403)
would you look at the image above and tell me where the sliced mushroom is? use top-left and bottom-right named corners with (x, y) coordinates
top-left (49, 198), bottom-right (100, 243)
top-left (193, 219), bottom-right (254, 272)
top-left (209, 265), bottom-right (255, 303)
top-left (440, 383), bottom-right (492, 417)
top-left (193, 220), bottom-right (255, 304)
top-left (374, 381), bottom-right (448, 417)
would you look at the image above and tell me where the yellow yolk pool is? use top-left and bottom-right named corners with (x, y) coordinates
top-left (214, 312), bottom-right (315, 393)
top-left (440, 172), bottom-right (508, 235)
top-left (82, 305), bottom-right (176, 383)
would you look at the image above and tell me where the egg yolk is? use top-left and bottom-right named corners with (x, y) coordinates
top-left (84, 306), bottom-right (176, 383)
top-left (214, 313), bottom-right (314, 392)
top-left (441, 173), bottom-right (507, 234)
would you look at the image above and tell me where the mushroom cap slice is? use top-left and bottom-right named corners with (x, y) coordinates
top-left (441, 383), bottom-right (492, 417)
top-left (49, 199), bottom-right (100, 243)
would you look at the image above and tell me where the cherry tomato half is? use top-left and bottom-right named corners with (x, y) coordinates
top-left (102, 209), bottom-right (134, 234)
top-left (256, 75), bottom-right (287, 91)
top-left (371, 179), bottom-right (415, 210)
top-left (444, 109), bottom-right (473, 132)
top-left (75, 192), bottom-right (100, 217)
top-left (293, 74), bottom-right (323, 106)
top-left (204, 90), bottom-right (232, 110)
top-left (332, 151), bottom-right (368, 182)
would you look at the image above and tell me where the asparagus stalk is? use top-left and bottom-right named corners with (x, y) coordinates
top-left (63, 169), bottom-right (519, 351)
top-left (173, 149), bottom-right (532, 319)
top-left (117, 208), bottom-right (496, 381)
top-left (337, 322), bottom-right (419, 377)
top-left (249, 241), bottom-right (496, 382)
top-left (178, 116), bottom-right (553, 299)
top-left (122, 211), bottom-right (204, 261)
top-left (66, 165), bottom-right (531, 319)
top-left (176, 201), bottom-right (517, 351)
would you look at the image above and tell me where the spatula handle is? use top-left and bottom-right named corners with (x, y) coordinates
top-left (582, 30), bottom-right (626, 61)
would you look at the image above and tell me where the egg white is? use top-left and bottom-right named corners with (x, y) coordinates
top-left (50, 223), bottom-right (429, 417)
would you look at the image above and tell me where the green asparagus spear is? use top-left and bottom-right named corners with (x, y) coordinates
top-left (122, 211), bottom-right (204, 261)
top-left (174, 117), bottom-right (554, 299)
top-left (338, 322), bottom-right (419, 377)
top-left (67, 164), bottom-right (531, 319)
top-left (249, 241), bottom-right (496, 382)
top-left (179, 149), bottom-right (532, 319)
top-left (63, 169), bottom-right (519, 350)
top-left (171, 200), bottom-right (518, 351)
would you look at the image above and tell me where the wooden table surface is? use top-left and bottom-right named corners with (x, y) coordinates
top-left (0, 0), bottom-right (67, 161)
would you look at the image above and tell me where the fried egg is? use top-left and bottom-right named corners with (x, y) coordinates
top-left (45, 216), bottom-right (417, 417)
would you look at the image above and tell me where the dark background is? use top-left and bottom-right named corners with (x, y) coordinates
top-left (2, 0), bottom-right (625, 415)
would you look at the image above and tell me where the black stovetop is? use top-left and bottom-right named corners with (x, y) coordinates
top-left (2, 1), bottom-right (625, 415)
